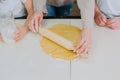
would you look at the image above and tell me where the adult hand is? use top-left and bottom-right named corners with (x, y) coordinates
top-left (94, 12), bottom-right (107, 26)
top-left (29, 10), bottom-right (43, 32)
top-left (106, 17), bottom-right (120, 30)
top-left (74, 28), bottom-right (92, 55)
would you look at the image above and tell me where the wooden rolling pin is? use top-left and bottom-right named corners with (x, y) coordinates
top-left (39, 27), bottom-right (88, 58)
top-left (39, 27), bottom-right (75, 50)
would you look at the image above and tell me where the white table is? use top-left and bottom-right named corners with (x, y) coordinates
top-left (0, 19), bottom-right (120, 80)
top-left (71, 19), bottom-right (120, 80)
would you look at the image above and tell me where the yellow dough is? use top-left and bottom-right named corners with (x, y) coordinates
top-left (40, 24), bottom-right (82, 60)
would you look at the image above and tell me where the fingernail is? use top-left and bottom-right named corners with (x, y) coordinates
top-left (73, 50), bottom-right (76, 52)
top-left (33, 30), bottom-right (35, 33)
top-left (76, 50), bottom-right (79, 53)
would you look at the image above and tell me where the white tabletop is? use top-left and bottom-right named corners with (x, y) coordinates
top-left (71, 19), bottom-right (120, 80)
top-left (0, 19), bottom-right (120, 80)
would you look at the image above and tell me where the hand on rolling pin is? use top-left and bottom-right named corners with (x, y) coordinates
top-left (74, 28), bottom-right (92, 56)
top-left (28, 10), bottom-right (43, 32)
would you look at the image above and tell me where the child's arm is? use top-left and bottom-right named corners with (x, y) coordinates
top-left (94, 0), bottom-right (107, 26)
top-left (24, 0), bottom-right (34, 28)
top-left (14, 0), bottom-right (34, 42)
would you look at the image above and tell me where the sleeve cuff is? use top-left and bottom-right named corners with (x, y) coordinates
top-left (21, 0), bottom-right (26, 3)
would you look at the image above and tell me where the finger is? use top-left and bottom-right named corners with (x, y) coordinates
top-left (106, 19), bottom-right (116, 25)
top-left (107, 23), bottom-right (116, 29)
top-left (98, 17), bottom-right (105, 26)
top-left (35, 17), bottom-right (39, 32)
top-left (74, 38), bottom-right (85, 51)
top-left (109, 23), bottom-right (120, 30)
top-left (96, 19), bottom-right (103, 26)
top-left (38, 16), bottom-right (43, 26)
top-left (77, 48), bottom-right (84, 54)
top-left (15, 37), bottom-right (22, 42)
top-left (31, 19), bottom-right (36, 32)
top-left (95, 18), bottom-right (99, 25)
top-left (80, 42), bottom-right (88, 52)
top-left (82, 48), bottom-right (89, 54)
top-left (78, 42), bottom-right (88, 54)
top-left (14, 31), bottom-right (20, 39)
top-left (28, 22), bottom-right (32, 30)
top-left (15, 34), bottom-right (23, 42)
top-left (101, 16), bottom-right (107, 24)
top-left (14, 34), bottom-right (20, 41)
top-left (14, 28), bottom-right (21, 40)
top-left (79, 42), bottom-right (91, 54)
top-left (16, 36), bottom-right (23, 42)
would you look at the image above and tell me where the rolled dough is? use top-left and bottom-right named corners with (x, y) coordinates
top-left (40, 24), bottom-right (82, 60)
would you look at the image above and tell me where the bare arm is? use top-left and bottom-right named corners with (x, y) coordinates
top-left (28, 0), bottom-right (47, 32)
top-left (24, 0), bottom-right (34, 28)
top-left (14, 0), bottom-right (34, 42)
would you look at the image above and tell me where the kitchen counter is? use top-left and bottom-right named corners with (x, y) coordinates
top-left (0, 19), bottom-right (120, 80)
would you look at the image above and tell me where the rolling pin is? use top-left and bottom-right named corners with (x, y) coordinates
top-left (39, 27), bottom-right (75, 50)
top-left (39, 27), bottom-right (88, 58)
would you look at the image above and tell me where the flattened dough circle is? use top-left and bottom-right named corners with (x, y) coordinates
top-left (40, 24), bottom-right (82, 60)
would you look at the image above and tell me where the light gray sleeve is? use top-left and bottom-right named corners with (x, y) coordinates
top-left (77, 0), bottom-right (95, 28)
top-left (34, 0), bottom-right (47, 14)
top-left (20, 0), bottom-right (26, 3)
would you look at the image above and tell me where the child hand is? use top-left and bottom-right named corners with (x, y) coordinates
top-left (29, 10), bottom-right (43, 32)
top-left (14, 26), bottom-right (29, 42)
top-left (74, 28), bottom-right (92, 55)
top-left (94, 12), bottom-right (107, 26)
top-left (106, 17), bottom-right (120, 30)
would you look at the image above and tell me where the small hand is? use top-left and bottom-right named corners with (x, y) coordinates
top-left (14, 26), bottom-right (29, 42)
top-left (74, 28), bottom-right (92, 55)
top-left (29, 10), bottom-right (43, 32)
top-left (106, 17), bottom-right (120, 30)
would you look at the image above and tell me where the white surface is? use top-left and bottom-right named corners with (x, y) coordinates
top-left (71, 19), bottom-right (120, 80)
top-left (1, 19), bottom-right (120, 80)
top-left (0, 19), bottom-right (70, 80)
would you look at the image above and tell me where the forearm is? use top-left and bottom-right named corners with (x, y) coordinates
top-left (24, 0), bottom-right (34, 28)
top-left (77, 0), bottom-right (95, 28)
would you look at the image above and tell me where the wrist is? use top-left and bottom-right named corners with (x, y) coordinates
top-left (83, 27), bottom-right (92, 31)
top-left (36, 9), bottom-right (44, 15)
top-left (95, 9), bottom-right (101, 16)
